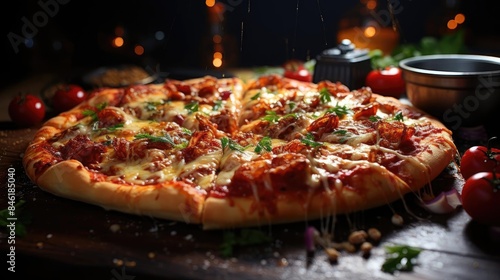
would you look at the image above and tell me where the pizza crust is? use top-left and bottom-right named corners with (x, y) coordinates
top-left (36, 160), bottom-right (205, 224)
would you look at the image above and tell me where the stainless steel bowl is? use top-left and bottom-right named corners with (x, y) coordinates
top-left (399, 54), bottom-right (500, 130)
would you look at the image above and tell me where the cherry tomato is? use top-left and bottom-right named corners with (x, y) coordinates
top-left (365, 66), bottom-right (405, 99)
top-left (460, 137), bottom-right (500, 180)
top-left (283, 60), bottom-right (313, 83)
top-left (8, 93), bottom-right (46, 127)
top-left (461, 172), bottom-right (500, 226)
top-left (52, 84), bottom-right (87, 113)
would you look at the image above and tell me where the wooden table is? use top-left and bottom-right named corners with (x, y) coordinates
top-left (1, 74), bottom-right (500, 280)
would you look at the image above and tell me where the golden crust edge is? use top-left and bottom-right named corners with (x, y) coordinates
top-left (35, 160), bottom-right (205, 224)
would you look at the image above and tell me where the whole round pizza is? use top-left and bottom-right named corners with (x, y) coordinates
top-left (22, 74), bottom-right (457, 229)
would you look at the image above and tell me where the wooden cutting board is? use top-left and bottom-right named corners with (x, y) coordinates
top-left (1, 126), bottom-right (500, 280)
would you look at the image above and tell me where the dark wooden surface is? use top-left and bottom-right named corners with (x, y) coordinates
top-left (1, 127), bottom-right (500, 280)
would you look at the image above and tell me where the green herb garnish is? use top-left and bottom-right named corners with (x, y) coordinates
top-left (135, 133), bottom-right (187, 149)
top-left (326, 104), bottom-right (352, 118)
top-left (82, 102), bottom-right (107, 122)
top-left (261, 110), bottom-right (280, 123)
top-left (301, 133), bottom-right (323, 148)
top-left (369, 115), bottom-right (382, 122)
top-left (181, 127), bottom-right (193, 136)
top-left (393, 111), bottom-right (404, 121)
top-left (145, 101), bottom-right (164, 111)
top-left (254, 136), bottom-right (272, 153)
top-left (319, 88), bottom-right (332, 104)
top-left (0, 200), bottom-right (31, 237)
top-left (220, 229), bottom-right (272, 258)
top-left (381, 244), bottom-right (422, 274)
top-left (185, 101), bottom-right (199, 114)
top-left (104, 123), bottom-right (124, 132)
top-left (82, 109), bottom-right (98, 121)
top-left (333, 129), bottom-right (348, 135)
top-left (221, 137), bottom-right (245, 152)
top-left (261, 111), bottom-right (297, 123)
top-left (213, 100), bottom-right (223, 111)
top-left (250, 92), bottom-right (261, 100)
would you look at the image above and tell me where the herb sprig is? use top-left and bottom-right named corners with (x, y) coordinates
top-left (319, 88), bottom-right (332, 104)
top-left (301, 133), bottom-right (323, 148)
top-left (135, 133), bottom-right (188, 149)
top-left (381, 244), bottom-right (422, 274)
top-left (221, 137), bottom-right (246, 152)
top-left (220, 229), bottom-right (272, 258)
top-left (326, 104), bottom-right (352, 118)
top-left (254, 136), bottom-right (272, 153)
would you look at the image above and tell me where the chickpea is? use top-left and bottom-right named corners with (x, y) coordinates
top-left (325, 247), bottom-right (340, 263)
top-left (391, 213), bottom-right (404, 226)
top-left (367, 228), bottom-right (382, 242)
top-left (360, 241), bottom-right (373, 257)
top-left (348, 230), bottom-right (368, 245)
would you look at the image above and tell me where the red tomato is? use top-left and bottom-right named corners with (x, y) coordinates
top-left (365, 66), bottom-right (405, 99)
top-left (283, 60), bottom-right (312, 83)
top-left (461, 172), bottom-right (500, 226)
top-left (460, 138), bottom-right (500, 180)
top-left (52, 84), bottom-right (87, 113)
top-left (8, 94), bottom-right (46, 127)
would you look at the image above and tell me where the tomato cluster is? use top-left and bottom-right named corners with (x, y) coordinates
top-left (8, 83), bottom-right (87, 128)
top-left (460, 137), bottom-right (500, 226)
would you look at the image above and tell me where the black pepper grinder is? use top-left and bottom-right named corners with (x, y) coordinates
top-left (313, 39), bottom-right (372, 90)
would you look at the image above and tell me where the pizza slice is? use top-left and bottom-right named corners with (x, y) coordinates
top-left (23, 76), bottom-right (245, 225)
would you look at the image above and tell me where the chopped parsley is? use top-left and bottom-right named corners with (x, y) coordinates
top-left (134, 133), bottom-right (187, 149)
top-left (326, 103), bottom-right (352, 118)
top-left (254, 136), bottom-right (272, 153)
top-left (381, 244), bottom-right (422, 274)
top-left (393, 111), bottom-right (404, 121)
top-left (181, 127), bottom-right (193, 135)
top-left (301, 133), bottom-right (323, 148)
top-left (261, 110), bottom-right (280, 123)
top-left (145, 101), bottom-right (164, 111)
top-left (104, 123), bottom-right (124, 132)
top-left (287, 101), bottom-right (296, 112)
top-left (220, 229), bottom-right (272, 258)
top-left (333, 129), bottom-right (348, 135)
top-left (184, 101), bottom-right (199, 114)
top-left (250, 92), bottom-right (261, 100)
top-left (221, 137), bottom-right (245, 152)
top-left (319, 88), bottom-right (332, 104)
top-left (261, 110), bottom-right (297, 123)
top-left (82, 109), bottom-right (98, 121)
top-left (82, 102), bottom-right (107, 122)
top-left (369, 115), bottom-right (382, 122)
top-left (213, 100), bottom-right (223, 111)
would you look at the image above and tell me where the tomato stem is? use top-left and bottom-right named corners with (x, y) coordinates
top-left (480, 137), bottom-right (500, 167)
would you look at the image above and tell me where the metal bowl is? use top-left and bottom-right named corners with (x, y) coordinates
top-left (399, 54), bottom-right (500, 130)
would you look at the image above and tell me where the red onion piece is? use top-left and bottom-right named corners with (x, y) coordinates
top-left (305, 226), bottom-right (316, 252)
top-left (421, 188), bottom-right (462, 214)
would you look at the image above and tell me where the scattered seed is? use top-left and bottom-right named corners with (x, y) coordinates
top-left (325, 247), bottom-right (340, 263)
top-left (348, 230), bottom-right (368, 245)
top-left (367, 228), bottom-right (381, 242)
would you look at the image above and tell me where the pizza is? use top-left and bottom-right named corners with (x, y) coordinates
top-left (22, 74), bottom-right (457, 230)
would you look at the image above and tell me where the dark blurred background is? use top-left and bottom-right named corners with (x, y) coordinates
top-left (2, 0), bottom-right (500, 89)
